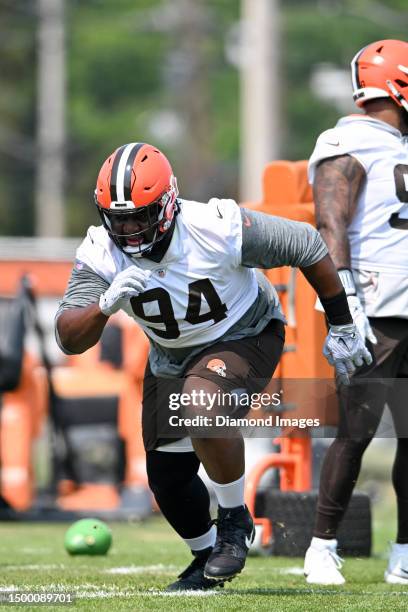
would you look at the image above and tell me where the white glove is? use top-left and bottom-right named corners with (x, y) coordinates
top-left (99, 267), bottom-right (151, 316)
top-left (338, 269), bottom-right (377, 345)
top-left (347, 295), bottom-right (377, 345)
top-left (323, 323), bottom-right (373, 386)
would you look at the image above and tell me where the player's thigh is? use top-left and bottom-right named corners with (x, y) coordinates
top-left (388, 333), bottom-right (408, 437)
top-left (249, 317), bottom-right (285, 382)
top-left (361, 317), bottom-right (408, 375)
top-left (187, 318), bottom-right (284, 392)
top-left (141, 362), bottom-right (185, 451)
top-left (338, 318), bottom-right (408, 439)
top-left (337, 378), bottom-right (388, 439)
top-left (182, 319), bottom-right (284, 422)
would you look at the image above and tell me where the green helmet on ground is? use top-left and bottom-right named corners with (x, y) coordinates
top-left (64, 518), bottom-right (112, 555)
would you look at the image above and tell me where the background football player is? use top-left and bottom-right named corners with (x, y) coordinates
top-left (55, 141), bottom-right (370, 590)
top-left (304, 39), bottom-right (408, 586)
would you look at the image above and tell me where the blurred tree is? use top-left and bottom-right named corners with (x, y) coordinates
top-left (0, 0), bottom-right (36, 235)
top-left (283, 0), bottom-right (407, 159)
top-left (66, 0), bottom-right (240, 234)
top-left (0, 0), bottom-right (407, 236)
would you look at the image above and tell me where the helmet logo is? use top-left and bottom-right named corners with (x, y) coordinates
top-left (206, 359), bottom-right (227, 378)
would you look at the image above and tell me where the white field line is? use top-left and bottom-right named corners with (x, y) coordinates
top-left (20, 547), bottom-right (53, 554)
top-left (76, 590), bottom-right (221, 599)
top-left (1, 563), bottom-right (303, 575)
top-left (4, 564), bottom-right (65, 571)
top-left (1, 585), bottom-right (408, 598)
top-left (252, 565), bottom-right (304, 575)
top-left (277, 567), bottom-right (304, 575)
top-left (0, 547), bottom-right (53, 555)
top-left (104, 564), bottom-right (176, 575)
top-left (0, 584), bottom-right (220, 598)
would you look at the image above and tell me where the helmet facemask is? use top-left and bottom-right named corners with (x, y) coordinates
top-left (95, 175), bottom-right (178, 258)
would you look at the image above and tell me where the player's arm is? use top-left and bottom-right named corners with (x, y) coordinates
top-left (56, 266), bottom-right (110, 354)
top-left (241, 208), bottom-right (346, 303)
top-left (313, 155), bottom-right (376, 344)
top-left (313, 154), bottom-right (364, 269)
top-left (56, 264), bottom-right (150, 354)
top-left (240, 208), bottom-right (372, 382)
top-left (57, 304), bottom-right (109, 355)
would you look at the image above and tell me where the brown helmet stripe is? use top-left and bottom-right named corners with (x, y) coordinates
top-left (109, 144), bottom-right (128, 202)
top-left (351, 45), bottom-right (368, 91)
top-left (109, 142), bottom-right (145, 202)
top-left (123, 143), bottom-right (145, 201)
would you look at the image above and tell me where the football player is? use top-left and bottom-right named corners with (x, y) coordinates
top-left (304, 39), bottom-right (408, 585)
top-left (55, 142), bottom-right (370, 590)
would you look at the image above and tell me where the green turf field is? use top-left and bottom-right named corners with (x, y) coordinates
top-left (0, 509), bottom-right (407, 612)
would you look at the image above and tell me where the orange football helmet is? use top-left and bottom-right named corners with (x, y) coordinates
top-left (351, 39), bottom-right (408, 112)
top-left (94, 142), bottom-right (178, 257)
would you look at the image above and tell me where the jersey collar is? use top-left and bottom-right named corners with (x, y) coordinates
top-left (337, 114), bottom-right (403, 139)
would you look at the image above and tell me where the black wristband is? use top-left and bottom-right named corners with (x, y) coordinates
top-left (320, 289), bottom-right (353, 326)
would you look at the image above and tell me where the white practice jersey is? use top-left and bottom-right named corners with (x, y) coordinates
top-left (75, 198), bottom-right (259, 348)
top-left (309, 115), bottom-right (408, 318)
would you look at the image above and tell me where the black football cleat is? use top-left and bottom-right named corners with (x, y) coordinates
top-left (165, 546), bottom-right (224, 591)
top-left (204, 505), bottom-right (255, 581)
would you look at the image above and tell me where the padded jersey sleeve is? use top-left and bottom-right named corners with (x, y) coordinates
top-left (308, 118), bottom-right (383, 184)
top-left (240, 208), bottom-right (328, 269)
top-left (55, 265), bottom-right (110, 318)
top-left (74, 225), bottom-right (122, 283)
top-left (180, 197), bottom-right (244, 268)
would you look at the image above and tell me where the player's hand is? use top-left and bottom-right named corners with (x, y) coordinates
top-left (323, 323), bottom-right (373, 386)
top-left (347, 295), bottom-right (377, 345)
top-left (99, 267), bottom-right (151, 316)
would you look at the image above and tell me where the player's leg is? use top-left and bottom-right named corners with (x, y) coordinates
top-left (183, 319), bottom-right (285, 581)
top-left (181, 375), bottom-right (253, 582)
top-left (385, 438), bottom-right (408, 583)
top-left (146, 450), bottom-right (213, 543)
top-left (305, 318), bottom-right (407, 585)
top-left (313, 385), bottom-right (383, 539)
top-left (141, 364), bottom-right (219, 591)
top-left (385, 338), bottom-right (408, 584)
top-left (304, 385), bottom-right (383, 585)
top-left (146, 449), bottom-right (221, 591)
